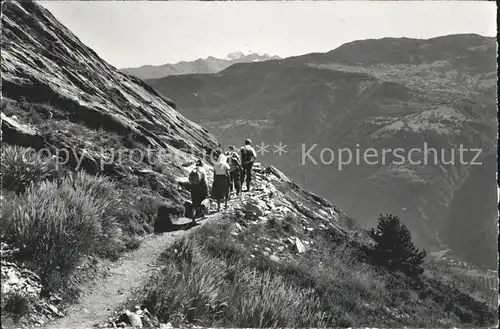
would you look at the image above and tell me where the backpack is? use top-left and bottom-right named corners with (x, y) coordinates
top-left (241, 147), bottom-right (255, 164)
top-left (229, 156), bottom-right (241, 172)
top-left (189, 168), bottom-right (202, 185)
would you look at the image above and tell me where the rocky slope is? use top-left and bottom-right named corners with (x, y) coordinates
top-left (1, 0), bottom-right (221, 182)
top-left (146, 34), bottom-right (497, 266)
top-left (0, 1), bottom-right (217, 326)
top-left (103, 163), bottom-right (355, 329)
top-left (120, 52), bottom-right (281, 80)
top-left (105, 163), bottom-right (497, 329)
top-left (0, 1), bottom-right (347, 327)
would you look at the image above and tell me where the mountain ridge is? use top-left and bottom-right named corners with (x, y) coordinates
top-left (120, 52), bottom-right (281, 80)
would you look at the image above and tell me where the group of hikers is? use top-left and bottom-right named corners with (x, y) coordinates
top-left (179, 139), bottom-right (258, 221)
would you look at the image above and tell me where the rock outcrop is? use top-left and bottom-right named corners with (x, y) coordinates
top-left (1, 243), bottom-right (64, 327)
top-left (1, 0), bottom-right (219, 159)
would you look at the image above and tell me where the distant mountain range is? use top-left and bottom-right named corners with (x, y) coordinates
top-left (145, 34), bottom-right (497, 269)
top-left (120, 52), bottom-right (281, 80)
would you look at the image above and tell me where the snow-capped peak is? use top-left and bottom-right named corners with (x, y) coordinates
top-left (223, 50), bottom-right (257, 61)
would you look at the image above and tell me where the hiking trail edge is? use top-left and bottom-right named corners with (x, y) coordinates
top-left (42, 214), bottom-right (224, 329)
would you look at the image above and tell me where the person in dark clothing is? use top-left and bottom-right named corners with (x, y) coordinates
top-left (227, 146), bottom-right (242, 200)
top-left (240, 139), bottom-right (257, 192)
top-left (179, 159), bottom-right (209, 222)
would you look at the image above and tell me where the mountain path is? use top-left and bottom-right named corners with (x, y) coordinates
top-left (42, 213), bottom-right (225, 329)
top-left (42, 166), bottom-right (270, 329)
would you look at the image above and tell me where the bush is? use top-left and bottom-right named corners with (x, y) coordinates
top-left (368, 214), bottom-right (426, 277)
top-left (1, 145), bottom-right (61, 194)
top-left (2, 293), bottom-right (33, 322)
top-left (234, 270), bottom-right (325, 327)
top-left (5, 180), bottom-right (101, 293)
top-left (143, 239), bottom-right (228, 324)
top-left (140, 234), bottom-right (326, 328)
top-left (64, 172), bottom-right (129, 259)
top-left (1, 172), bottom-right (128, 294)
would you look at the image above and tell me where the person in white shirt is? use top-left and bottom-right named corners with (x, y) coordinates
top-left (211, 153), bottom-right (231, 211)
top-left (240, 139), bottom-right (257, 192)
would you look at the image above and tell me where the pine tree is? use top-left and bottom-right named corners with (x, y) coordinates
top-left (368, 214), bottom-right (426, 277)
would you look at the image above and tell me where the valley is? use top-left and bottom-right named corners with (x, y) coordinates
top-left (146, 35), bottom-right (497, 267)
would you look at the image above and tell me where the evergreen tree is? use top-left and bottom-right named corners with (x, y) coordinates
top-left (368, 214), bottom-right (426, 277)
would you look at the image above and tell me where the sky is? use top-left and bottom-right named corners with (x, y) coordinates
top-left (40, 1), bottom-right (496, 69)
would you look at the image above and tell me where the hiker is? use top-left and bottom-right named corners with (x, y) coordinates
top-left (179, 159), bottom-right (208, 223)
top-left (240, 139), bottom-right (257, 192)
top-left (211, 153), bottom-right (231, 211)
top-left (227, 146), bottom-right (242, 200)
top-left (227, 145), bottom-right (240, 160)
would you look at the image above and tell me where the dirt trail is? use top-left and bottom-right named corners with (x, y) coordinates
top-left (43, 214), bottom-right (223, 329)
top-left (43, 168), bottom-right (266, 329)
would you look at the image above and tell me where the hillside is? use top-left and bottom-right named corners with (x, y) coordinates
top-left (1, 0), bottom-right (217, 326)
top-left (120, 52), bottom-right (281, 80)
top-left (106, 164), bottom-right (497, 328)
top-left (0, 1), bottom-right (497, 328)
top-left (146, 34), bottom-right (498, 268)
top-left (440, 152), bottom-right (498, 269)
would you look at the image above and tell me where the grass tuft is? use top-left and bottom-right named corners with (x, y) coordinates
top-left (0, 169), bottom-right (156, 295)
top-left (1, 145), bottom-right (62, 194)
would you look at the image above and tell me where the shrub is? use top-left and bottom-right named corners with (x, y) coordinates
top-left (5, 179), bottom-right (102, 293)
top-left (140, 235), bottom-right (326, 328)
top-left (368, 214), bottom-right (426, 277)
top-left (1, 172), bottom-right (128, 294)
top-left (64, 172), bottom-right (129, 259)
top-left (2, 293), bottom-right (33, 321)
top-left (1, 145), bottom-right (61, 194)
top-left (234, 270), bottom-right (325, 327)
top-left (143, 240), bottom-right (228, 325)
top-left (111, 192), bottom-right (159, 236)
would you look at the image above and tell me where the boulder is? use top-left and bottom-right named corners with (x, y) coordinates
top-left (1, 260), bottom-right (42, 299)
top-left (1, 112), bottom-right (45, 149)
